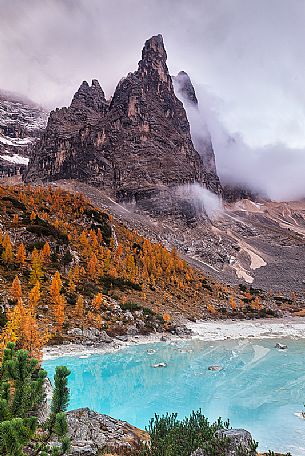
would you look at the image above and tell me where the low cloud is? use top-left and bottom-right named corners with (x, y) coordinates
top-left (179, 83), bottom-right (305, 202)
top-left (1, 0), bottom-right (305, 150)
top-left (1, 0), bottom-right (305, 201)
top-left (178, 183), bottom-right (223, 219)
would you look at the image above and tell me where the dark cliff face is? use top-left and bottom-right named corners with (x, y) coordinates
top-left (25, 35), bottom-right (221, 203)
top-left (173, 71), bottom-right (220, 190)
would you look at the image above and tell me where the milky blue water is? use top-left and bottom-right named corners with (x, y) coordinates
top-left (43, 338), bottom-right (305, 455)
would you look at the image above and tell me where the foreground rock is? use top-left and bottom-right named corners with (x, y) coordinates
top-left (191, 429), bottom-right (255, 456)
top-left (66, 407), bottom-right (149, 455)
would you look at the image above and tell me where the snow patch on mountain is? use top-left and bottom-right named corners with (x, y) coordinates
top-left (0, 135), bottom-right (33, 146)
top-left (0, 153), bottom-right (29, 165)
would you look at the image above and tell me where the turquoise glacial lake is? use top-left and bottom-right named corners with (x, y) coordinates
top-left (43, 338), bottom-right (305, 455)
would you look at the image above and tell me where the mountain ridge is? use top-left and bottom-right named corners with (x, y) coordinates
top-left (1, 35), bottom-right (305, 296)
top-left (25, 35), bottom-right (221, 203)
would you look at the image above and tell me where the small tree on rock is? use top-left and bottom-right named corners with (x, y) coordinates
top-left (0, 342), bottom-right (70, 455)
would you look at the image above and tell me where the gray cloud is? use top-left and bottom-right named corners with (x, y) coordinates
top-left (180, 84), bottom-right (305, 201)
top-left (1, 0), bottom-right (305, 199)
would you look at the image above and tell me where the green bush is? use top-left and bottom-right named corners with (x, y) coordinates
top-left (26, 217), bottom-right (68, 243)
top-left (140, 409), bottom-right (263, 456)
top-left (239, 284), bottom-right (247, 293)
top-left (140, 410), bottom-right (232, 456)
top-left (1, 196), bottom-right (26, 211)
top-left (100, 276), bottom-right (142, 292)
top-left (84, 207), bottom-right (112, 245)
top-left (0, 342), bottom-right (71, 455)
top-left (121, 302), bottom-right (142, 312)
top-left (81, 281), bottom-right (100, 297)
top-left (142, 307), bottom-right (154, 316)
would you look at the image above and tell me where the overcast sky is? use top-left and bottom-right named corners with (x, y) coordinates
top-left (1, 0), bottom-right (305, 148)
top-left (1, 0), bottom-right (305, 200)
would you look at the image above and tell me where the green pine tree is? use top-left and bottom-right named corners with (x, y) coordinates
top-left (0, 342), bottom-right (70, 455)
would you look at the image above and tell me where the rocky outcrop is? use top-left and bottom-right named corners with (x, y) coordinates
top-left (190, 429), bottom-right (255, 456)
top-left (66, 407), bottom-right (149, 455)
top-left (25, 35), bottom-right (221, 211)
top-left (222, 184), bottom-right (260, 203)
top-left (173, 71), bottom-right (221, 191)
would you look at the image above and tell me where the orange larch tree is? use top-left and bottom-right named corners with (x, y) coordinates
top-left (87, 252), bottom-right (99, 279)
top-left (1, 298), bottom-right (45, 359)
top-left (28, 281), bottom-right (41, 314)
top-left (16, 242), bottom-right (27, 267)
top-left (41, 241), bottom-right (51, 264)
top-left (229, 296), bottom-right (237, 311)
top-left (10, 275), bottom-right (22, 301)
top-left (67, 269), bottom-right (76, 293)
top-left (54, 295), bottom-right (66, 334)
top-left (30, 210), bottom-right (36, 222)
top-left (92, 292), bottom-right (103, 311)
top-left (75, 295), bottom-right (85, 320)
top-left (50, 271), bottom-right (66, 333)
top-left (30, 248), bottom-right (43, 284)
top-left (1, 233), bottom-right (13, 264)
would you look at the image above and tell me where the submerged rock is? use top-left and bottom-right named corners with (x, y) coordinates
top-left (66, 407), bottom-right (150, 455)
top-left (275, 343), bottom-right (287, 350)
top-left (294, 411), bottom-right (305, 420)
top-left (208, 365), bottom-right (223, 371)
top-left (151, 362), bottom-right (167, 368)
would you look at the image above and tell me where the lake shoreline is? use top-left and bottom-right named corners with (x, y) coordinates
top-left (43, 316), bottom-right (305, 360)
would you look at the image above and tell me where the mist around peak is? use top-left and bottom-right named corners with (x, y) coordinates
top-left (178, 82), bottom-right (305, 202)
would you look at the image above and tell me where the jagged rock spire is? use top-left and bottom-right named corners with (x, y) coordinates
top-left (173, 71), bottom-right (220, 190)
top-left (71, 79), bottom-right (107, 111)
top-left (173, 71), bottom-right (198, 106)
top-left (140, 34), bottom-right (167, 64)
top-left (137, 34), bottom-right (170, 84)
top-left (26, 34), bottom-right (222, 199)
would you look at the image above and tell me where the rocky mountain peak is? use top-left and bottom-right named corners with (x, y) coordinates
top-left (26, 34), bottom-right (222, 214)
top-left (71, 79), bottom-right (107, 112)
top-left (137, 34), bottom-right (170, 85)
top-left (174, 71), bottom-right (198, 105)
top-left (173, 71), bottom-right (220, 190)
top-left (140, 34), bottom-right (167, 64)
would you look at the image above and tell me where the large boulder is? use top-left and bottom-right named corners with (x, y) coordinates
top-left (66, 408), bottom-right (150, 455)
